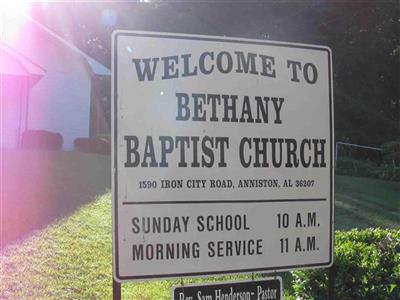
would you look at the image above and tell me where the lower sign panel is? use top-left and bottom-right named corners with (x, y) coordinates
top-left (117, 201), bottom-right (331, 278)
top-left (173, 278), bottom-right (282, 300)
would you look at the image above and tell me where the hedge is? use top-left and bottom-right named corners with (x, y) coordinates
top-left (382, 141), bottom-right (400, 165)
top-left (336, 158), bottom-right (400, 181)
top-left (335, 158), bottom-right (379, 178)
top-left (292, 228), bottom-right (400, 300)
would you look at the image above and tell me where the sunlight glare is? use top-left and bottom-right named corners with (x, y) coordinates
top-left (0, 0), bottom-right (31, 42)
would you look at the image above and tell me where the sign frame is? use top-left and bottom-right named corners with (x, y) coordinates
top-left (112, 31), bottom-right (334, 282)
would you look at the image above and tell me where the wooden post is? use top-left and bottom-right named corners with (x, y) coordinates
top-left (328, 264), bottom-right (335, 300)
top-left (113, 279), bottom-right (121, 300)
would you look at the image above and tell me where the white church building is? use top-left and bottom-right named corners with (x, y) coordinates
top-left (1, 16), bottom-right (111, 149)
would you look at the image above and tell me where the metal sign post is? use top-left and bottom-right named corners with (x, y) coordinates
top-left (328, 264), bottom-right (336, 300)
top-left (113, 279), bottom-right (121, 300)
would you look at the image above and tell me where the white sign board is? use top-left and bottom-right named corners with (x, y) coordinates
top-left (112, 31), bottom-right (334, 281)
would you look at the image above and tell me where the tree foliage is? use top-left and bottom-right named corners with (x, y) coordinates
top-left (32, 1), bottom-right (399, 146)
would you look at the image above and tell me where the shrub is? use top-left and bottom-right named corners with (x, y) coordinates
top-left (21, 130), bottom-right (63, 150)
top-left (74, 136), bottom-right (110, 155)
top-left (335, 158), bottom-right (379, 178)
top-left (378, 162), bottom-right (400, 182)
top-left (382, 141), bottom-right (400, 166)
top-left (336, 158), bottom-right (400, 182)
top-left (292, 228), bottom-right (400, 300)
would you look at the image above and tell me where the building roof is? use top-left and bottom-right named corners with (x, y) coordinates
top-left (26, 16), bottom-right (110, 76)
top-left (0, 43), bottom-right (46, 84)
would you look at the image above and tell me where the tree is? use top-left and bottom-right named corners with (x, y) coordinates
top-left (32, 1), bottom-right (400, 146)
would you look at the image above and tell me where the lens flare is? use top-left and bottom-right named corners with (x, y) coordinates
top-left (0, 0), bottom-right (31, 42)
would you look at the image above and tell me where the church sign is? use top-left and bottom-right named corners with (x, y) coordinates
top-left (112, 31), bottom-right (334, 281)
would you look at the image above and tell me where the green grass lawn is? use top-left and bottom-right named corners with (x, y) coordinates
top-left (1, 173), bottom-right (399, 299)
top-left (335, 175), bottom-right (400, 230)
top-left (0, 193), bottom-right (267, 299)
top-left (1, 150), bottom-right (110, 247)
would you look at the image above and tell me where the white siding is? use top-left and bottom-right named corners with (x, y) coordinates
top-left (1, 78), bottom-right (27, 148)
top-left (5, 20), bottom-right (93, 149)
top-left (28, 66), bottom-right (91, 149)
